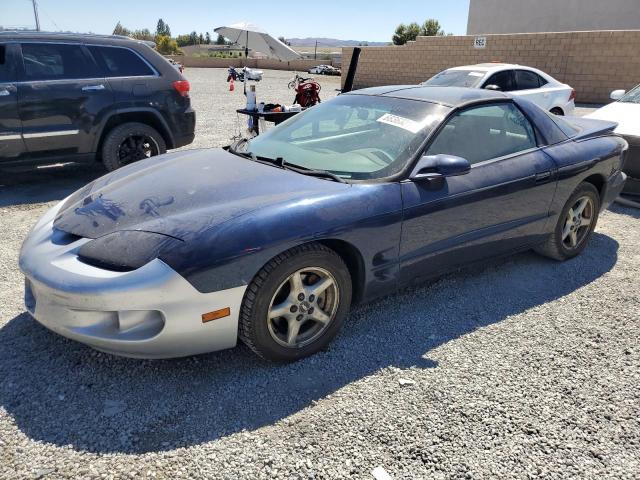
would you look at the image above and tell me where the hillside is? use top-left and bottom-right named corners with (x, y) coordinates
top-left (285, 37), bottom-right (388, 47)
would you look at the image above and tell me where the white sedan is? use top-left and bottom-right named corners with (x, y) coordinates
top-left (587, 86), bottom-right (640, 198)
top-left (308, 65), bottom-right (331, 74)
top-left (422, 63), bottom-right (575, 115)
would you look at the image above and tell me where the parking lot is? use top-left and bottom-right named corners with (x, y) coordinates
top-left (0, 69), bottom-right (639, 479)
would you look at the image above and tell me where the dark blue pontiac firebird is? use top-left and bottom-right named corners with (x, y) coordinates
top-left (20, 86), bottom-right (627, 362)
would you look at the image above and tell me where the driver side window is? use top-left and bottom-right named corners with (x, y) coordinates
top-left (426, 103), bottom-right (537, 165)
top-left (484, 70), bottom-right (514, 92)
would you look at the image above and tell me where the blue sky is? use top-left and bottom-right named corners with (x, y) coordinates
top-left (3, 0), bottom-right (471, 42)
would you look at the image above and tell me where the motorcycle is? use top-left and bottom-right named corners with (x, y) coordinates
top-left (288, 74), bottom-right (321, 107)
top-left (227, 66), bottom-right (263, 83)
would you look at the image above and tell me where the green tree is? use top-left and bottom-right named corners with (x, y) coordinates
top-left (189, 31), bottom-right (198, 45)
top-left (392, 22), bottom-right (420, 45)
top-left (112, 21), bottom-right (130, 36)
top-left (175, 34), bottom-right (190, 47)
top-left (131, 28), bottom-right (153, 41)
top-left (156, 35), bottom-right (180, 55)
top-left (215, 34), bottom-right (226, 45)
top-left (198, 33), bottom-right (204, 44)
top-left (421, 19), bottom-right (444, 36)
top-left (205, 32), bottom-right (211, 44)
top-left (156, 18), bottom-right (171, 37)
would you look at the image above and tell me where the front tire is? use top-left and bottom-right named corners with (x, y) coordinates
top-left (535, 182), bottom-right (600, 261)
top-left (239, 243), bottom-right (352, 362)
top-left (550, 107), bottom-right (564, 116)
top-left (101, 122), bottom-right (166, 172)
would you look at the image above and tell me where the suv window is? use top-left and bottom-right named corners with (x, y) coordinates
top-left (514, 70), bottom-right (546, 90)
top-left (0, 45), bottom-right (11, 82)
top-left (88, 46), bottom-right (154, 77)
top-left (21, 43), bottom-right (98, 81)
top-left (484, 70), bottom-right (514, 92)
top-left (426, 103), bottom-right (537, 165)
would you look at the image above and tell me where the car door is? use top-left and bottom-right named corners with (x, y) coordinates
top-left (399, 101), bottom-right (557, 285)
top-left (17, 42), bottom-right (113, 156)
top-left (86, 44), bottom-right (160, 111)
top-left (0, 42), bottom-right (26, 160)
top-left (511, 69), bottom-right (551, 110)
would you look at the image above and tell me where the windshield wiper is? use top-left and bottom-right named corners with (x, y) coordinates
top-left (227, 140), bottom-right (346, 183)
top-left (280, 162), bottom-right (347, 183)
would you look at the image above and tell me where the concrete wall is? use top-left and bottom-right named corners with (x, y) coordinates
top-left (167, 56), bottom-right (336, 71)
top-left (467, 0), bottom-right (640, 35)
top-left (341, 30), bottom-right (640, 103)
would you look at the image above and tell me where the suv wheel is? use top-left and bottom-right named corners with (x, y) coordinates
top-left (101, 122), bottom-right (166, 171)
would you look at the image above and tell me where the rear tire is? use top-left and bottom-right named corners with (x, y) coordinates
top-left (534, 182), bottom-right (600, 261)
top-left (239, 243), bottom-right (352, 362)
top-left (101, 122), bottom-right (166, 172)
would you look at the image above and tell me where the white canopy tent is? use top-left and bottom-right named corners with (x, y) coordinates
top-left (214, 22), bottom-right (301, 61)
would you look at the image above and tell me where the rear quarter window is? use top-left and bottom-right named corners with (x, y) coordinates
top-left (88, 46), bottom-right (155, 77)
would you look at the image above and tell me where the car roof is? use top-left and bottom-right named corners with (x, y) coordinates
top-left (448, 63), bottom-right (521, 72)
top-left (0, 31), bottom-right (151, 47)
top-left (347, 85), bottom-right (508, 107)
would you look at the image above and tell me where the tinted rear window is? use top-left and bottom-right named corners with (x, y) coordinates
top-left (22, 43), bottom-right (98, 81)
top-left (89, 46), bottom-right (154, 77)
top-left (514, 70), bottom-right (545, 90)
top-left (0, 45), bottom-right (9, 82)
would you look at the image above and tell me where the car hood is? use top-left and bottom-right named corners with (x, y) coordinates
top-left (586, 101), bottom-right (640, 137)
top-left (53, 148), bottom-right (350, 241)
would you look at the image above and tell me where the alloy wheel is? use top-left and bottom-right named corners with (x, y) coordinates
top-left (561, 195), bottom-right (594, 250)
top-left (117, 134), bottom-right (158, 165)
top-left (267, 267), bottom-right (339, 348)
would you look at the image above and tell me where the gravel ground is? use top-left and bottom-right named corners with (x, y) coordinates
top-left (1, 69), bottom-right (639, 479)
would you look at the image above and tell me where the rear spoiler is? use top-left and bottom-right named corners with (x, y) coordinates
top-left (564, 116), bottom-right (618, 141)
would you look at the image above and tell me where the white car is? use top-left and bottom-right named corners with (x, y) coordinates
top-left (422, 63), bottom-right (575, 115)
top-left (587, 86), bottom-right (640, 198)
top-left (242, 67), bottom-right (263, 81)
top-left (308, 65), bottom-right (331, 74)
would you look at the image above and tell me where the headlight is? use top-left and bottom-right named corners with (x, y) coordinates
top-left (78, 230), bottom-right (183, 271)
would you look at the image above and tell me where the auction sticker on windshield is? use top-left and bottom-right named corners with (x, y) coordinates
top-left (377, 113), bottom-right (437, 133)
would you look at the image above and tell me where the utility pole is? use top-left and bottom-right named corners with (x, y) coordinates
top-left (32, 0), bottom-right (41, 31)
top-left (314, 40), bottom-right (317, 60)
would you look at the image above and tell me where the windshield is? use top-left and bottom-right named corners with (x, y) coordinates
top-left (422, 69), bottom-right (486, 88)
top-left (619, 84), bottom-right (640, 103)
top-left (243, 95), bottom-right (448, 180)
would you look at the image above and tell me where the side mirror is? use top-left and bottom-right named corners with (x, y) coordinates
top-left (484, 84), bottom-right (501, 91)
top-left (610, 89), bottom-right (626, 101)
top-left (410, 154), bottom-right (471, 181)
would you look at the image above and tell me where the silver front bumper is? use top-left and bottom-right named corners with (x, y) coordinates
top-left (19, 200), bottom-right (247, 359)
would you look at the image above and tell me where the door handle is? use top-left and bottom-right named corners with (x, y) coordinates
top-left (81, 84), bottom-right (105, 92)
top-left (0, 89), bottom-right (10, 96)
top-left (535, 171), bottom-right (552, 183)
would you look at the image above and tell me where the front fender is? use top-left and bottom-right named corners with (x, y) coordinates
top-left (160, 183), bottom-right (403, 298)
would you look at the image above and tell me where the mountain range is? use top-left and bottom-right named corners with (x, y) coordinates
top-left (285, 37), bottom-right (388, 47)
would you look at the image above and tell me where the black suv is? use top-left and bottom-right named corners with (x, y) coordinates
top-left (0, 32), bottom-right (195, 171)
